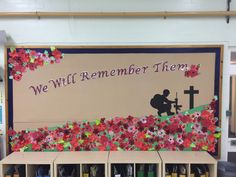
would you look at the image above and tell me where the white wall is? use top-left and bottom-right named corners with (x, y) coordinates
top-left (0, 0), bottom-right (235, 160)
top-left (0, 0), bottom-right (236, 46)
top-left (0, 44), bottom-right (5, 159)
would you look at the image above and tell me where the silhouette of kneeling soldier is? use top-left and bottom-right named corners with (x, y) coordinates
top-left (150, 89), bottom-right (177, 116)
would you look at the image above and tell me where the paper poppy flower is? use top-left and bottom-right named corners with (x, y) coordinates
top-left (185, 64), bottom-right (200, 78)
top-left (8, 100), bottom-right (220, 153)
top-left (8, 47), bottom-right (64, 81)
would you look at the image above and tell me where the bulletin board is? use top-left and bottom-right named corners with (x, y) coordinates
top-left (6, 45), bottom-right (223, 157)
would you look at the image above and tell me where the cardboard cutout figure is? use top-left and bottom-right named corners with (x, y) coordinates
top-left (150, 89), bottom-right (177, 116)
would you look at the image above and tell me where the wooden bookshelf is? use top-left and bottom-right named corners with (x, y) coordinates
top-left (0, 152), bottom-right (58, 177)
top-left (109, 151), bottom-right (162, 177)
top-left (159, 151), bottom-right (217, 177)
top-left (0, 151), bottom-right (217, 177)
top-left (54, 151), bottom-right (109, 177)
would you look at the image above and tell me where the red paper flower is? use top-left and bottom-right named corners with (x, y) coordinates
top-left (52, 49), bottom-right (62, 59)
top-left (32, 143), bottom-right (41, 151)
top-left (8, 48), bottom-right (64, 81)
top-left (56, 144), bottom-right (64, 151)
top-left (183, 139), bottom-right (192, 148)
top-left (185, 64), bottom-right (200, 78)
top-left (13, 74), bottom-right (22, 81)
top-left (8, 100), bottom-right (220, 153)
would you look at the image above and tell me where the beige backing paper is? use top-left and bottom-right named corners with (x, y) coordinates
top-left (13, 53), bottom-right (215, 130)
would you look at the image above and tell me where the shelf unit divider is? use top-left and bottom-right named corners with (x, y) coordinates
top-left (109, 151), bottom-right (162, 177)
top-left (158, 151), bottom-right (217, 177)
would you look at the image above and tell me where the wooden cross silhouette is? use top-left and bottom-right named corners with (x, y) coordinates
top-left (184, 86), bottom-right (199, 109)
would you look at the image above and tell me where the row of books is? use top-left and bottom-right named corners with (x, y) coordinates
top-left (4, 165), bottom-right (25, 177)
top-left (4, 165), bottom-right (49, 177)
top-left (165, 164), bottom-right (209, 177)
top-left (112, 164), bottom-right (156, 177)
top-left (82, 164), bottom-right (104, 177)
top-left (57, 164), bottom-right (105, 177)
top-left (4, 163), bottom-right (210, 177)
top-left (58, 164), bottom-right (78, 177)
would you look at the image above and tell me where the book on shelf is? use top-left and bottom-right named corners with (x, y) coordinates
top-left (165, 164), bottom-right (187, 177)
top-left (190, 164), bottom-right (209, 177)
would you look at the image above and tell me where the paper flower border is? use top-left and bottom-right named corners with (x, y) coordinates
top-left (8, 47), bottom-right (64, 81)
top-left (185, 64), bottom-right (200, 78)
top-left (8, 99), bottom-right (220, 153)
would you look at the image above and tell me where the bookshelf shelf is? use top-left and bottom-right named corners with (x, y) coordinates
top-left (54, 151), bottom-right (109, 177)
top-left (109, 151), bottom-right (162, 177)
top-left (158, 151), bottom-right (217, 177)
top-left (0, 152), bottom-right (58, 177)
top-left (0, 151), bottom-right (217, 177)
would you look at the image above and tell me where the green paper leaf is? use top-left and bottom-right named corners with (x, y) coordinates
top-left (107, 134), bottom-right (112, 140)
top-left (64, 147), bottom-right (69, 151)
top-left (69, 124), bottom-right (73, 129)
top-left (9, 76), bottom-right (13, 79)
top-left (44, 149), bottom-right (57, 152)
top-left (63, 142), bottom-right (71, 148)
top-left (182, 105), bottom-right (207, 115)
top-left (50, 56), bottom-right (55, 61)
top-left (117, 147), bottom-right (124, 151)
top-left (48, 126), bottom-right (58, 131)
top-left (26, 144), bottom-right (33, 151)
top-left (160, 116), bottom-right (170, 122)
top-left (85, 132), bottom-right (91, 137)
top-left (159, 148), bottom-right (167, 151)
top-left (8, 64), bottom-right (13, 68)
top-left (89, 121), bottom-right (95, 126)
top-left (95, 119), bottom-right (100, 125)
top-left (148, 147), bottom-right (155, 151)
top-left (145, 134), bottom-right (151, 138)
top-left (79, 139), bottom-right (84, 144)
top-left (183, 148), bottom-right (192, 151)
top-left (190, 143), bottom-right (196, 148)
top-left (58, 139), bottom-right (65, 144)
top-left (173, 134), bottom-right (178, 139)
top-left (44, 50), bottom-right (49, 55)
top-left (20, 146), bottom-right (28, 152)
top-left (10, 47), bottom-right (16, 52)
top-left (113, 142), bottom-right (120, 146)
top-left (202, 146), bottom-right (208, 150)
top-left (152, 142), bottom-right (158, 146)
top-left (99, 132), bottom-right (104, 135)
top-left (214, 133), bottom-right (221, 138)
top-left (30, 57), bottom-right (34, 63)
top-left (185, 123), bottom-right (193, 133)
top-left (50, 46), bottom-right (56, 51)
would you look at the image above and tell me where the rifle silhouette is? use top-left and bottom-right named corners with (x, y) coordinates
top-left (174, 92), bottom-right (182, 114)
